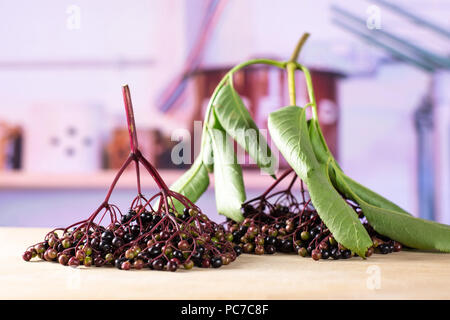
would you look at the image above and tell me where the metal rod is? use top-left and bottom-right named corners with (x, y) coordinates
top-left (331, 5), bottom-right (450, 69)
top-left (414, 96), bottom-right (435, 220)
top-left (332, 19), bottom-right (435, 72)
top-left (370, 0), bottom-right (450, 39)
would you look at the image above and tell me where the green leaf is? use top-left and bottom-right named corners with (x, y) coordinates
top-left (339, 173), bottom-right (411, 216)
top-left (201, 131), bottom-right (214, 173)
top-left (268, 106), bottom-right (372, 257)
top-left (307, 105), bottom-right (449, 252)
top-left (307, 120), bottom-right (330, 165)
top-left (207, 118), bottom-right (246, 222)
top-left (169, 156), bottom-right (209, 214)
top-left (308, 119), bottom-right (411, 216)
top-left (201, 109), bottom-right (226, 173)
top-left (333, 169), bottom-right (450, 252)
top-left (214, 83), bottom-right (277, 177)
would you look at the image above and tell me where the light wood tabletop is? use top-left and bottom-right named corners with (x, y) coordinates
top-left (1, 227), bottom-right (449, 300)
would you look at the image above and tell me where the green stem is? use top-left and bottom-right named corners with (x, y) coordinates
top-left (287, 62), bottom-right (297, 105)
top-left (295, 62), bottom-right (332, 159)
top-left (286, 33), bottom-right (310, 107)
top-left (295, 62), bottom-right (318, 119)
top-left (289, 33), bottom-right (310, 63)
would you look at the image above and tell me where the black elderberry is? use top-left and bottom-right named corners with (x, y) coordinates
top-left (321, 250), bottom-right (330, 259)
top-left (275, 238), bottom-right (283, 250)
top-left (137, 251), bottom-right (150, 261)
top-left (173, 250), bottom-right (184, 261)
top-left (265, 236), bottom-right (277, 246)
top-left (378, 244), bottom-right (389, 254)
top-left (94, 257), bottom-right (104, 267)
top-left (233, 245), bottom-right (243, 256)
top-left (232, 231), bottom-right (241, 242)
top-left (331, 248), bottom-right (341, 260)
top-left (115, 257), bottom-right (127, 269)
top-left (239, 226), bottom-right (248, 234)
top-left (130, 225), bottom-right (140, 236)
top-left (100, 242), bottom-right (112, 253)
top-left (154, 242), bottom-right (164, 249)
top-left (112, 237), bottom-right (124, 248)
top-left (140, 211), bottom-right (152, 224)
top-left (152, 259), bottom-right (164, 270)
top-left (211, 256), bottom-right (223, 268)
top-left (159, 231), bottom-right (170, 240)
top-left (101, 230), bottom-right (114, 243)
top-left (167, 261), bottom-right (178, 272)
top-left (148, 246), bottom-right (161, 258)
top-left (197, 245), bottom-right (205, 255)
top-left (241, 204), bottom-right (254, 216)
top-left (309, 227), bottom-right (321, 238)
top-left (191, 251), bottom-right (202, 261)
top-left (280, 239), bottom-right (293, 253)
top-left (123, 233), bottom-right (134, 243)
top-left (342, 250), bottom-right (352, 259)
top-left (121, 212), bottom-right (132, 223)
top-left (180, 213), bottom-right (190, 221)
top-left (274, 223), bottom-right (285, 230)
top-left (265, 245), bottom-right (276, 254)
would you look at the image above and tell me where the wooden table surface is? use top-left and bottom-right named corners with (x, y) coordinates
top-left (1, 227), bottom-right (449, 300)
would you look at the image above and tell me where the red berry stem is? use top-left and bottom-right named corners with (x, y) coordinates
top-left (122, 85), bottom-right (139, 154)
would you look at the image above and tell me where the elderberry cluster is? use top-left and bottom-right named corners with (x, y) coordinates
top-left (23, 84), bottom-right (240, 272)
top-left (227, 200), bottom-right (402, 261)
top-left (23, 203), bottom-right (237, 271)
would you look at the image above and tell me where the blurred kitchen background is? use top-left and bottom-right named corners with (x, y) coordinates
top-left (0, 0), bottom-right (449, 227)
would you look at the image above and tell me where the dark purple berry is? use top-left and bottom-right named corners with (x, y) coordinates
top-left (167, 261), bottom-right (178, 272)
top-left (152, 259), bottom-right (164, 270)
top-left (211, 257), bottom-right (223, 268)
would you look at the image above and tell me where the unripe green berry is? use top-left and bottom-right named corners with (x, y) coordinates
top-left (62, 239), bottom-right (71, 249)
top-left (184, 260), bottom-right (194, 270)
top-left (84, 256), bottom-right (93, 267)
top-left (300, 231), bottom-right (310, 241)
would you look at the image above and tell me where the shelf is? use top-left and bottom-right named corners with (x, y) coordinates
top-left (0, 169), bottom-right (288, 190)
